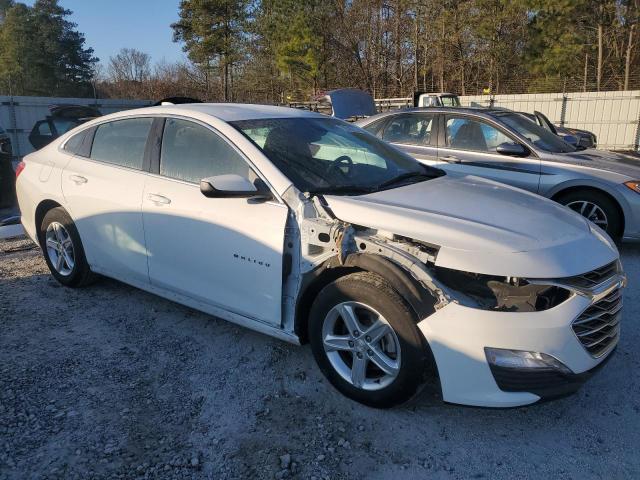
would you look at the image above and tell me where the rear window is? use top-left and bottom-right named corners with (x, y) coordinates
top-left (90, 118), bottom-right (153, 170)
top-left (63, 131), bottom-right (86, 155)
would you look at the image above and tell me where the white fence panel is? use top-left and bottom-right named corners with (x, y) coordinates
top-left (0, 96), bottom-right (152, 158)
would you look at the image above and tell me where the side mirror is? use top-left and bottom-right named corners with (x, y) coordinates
top-left (496, 142), bottom-right (528, 157)
top-left (200, 174), bottom-right (272, 200)
top-left (562, 135), bottom-right (578, 147)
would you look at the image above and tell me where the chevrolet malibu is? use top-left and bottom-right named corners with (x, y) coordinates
top-left (16, 104), bottom-right (625, 408)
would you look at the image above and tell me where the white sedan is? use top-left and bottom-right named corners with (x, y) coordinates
top-left (16, 104), bottom-right (625, 408)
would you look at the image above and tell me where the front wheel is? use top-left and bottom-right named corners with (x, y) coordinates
top-left (557, 190), bottom-right (623, 239)
top-left (309, 272), bottom-right (434, 408)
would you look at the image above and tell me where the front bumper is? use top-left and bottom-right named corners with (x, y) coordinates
top-left (487, 347), bottom-right (615, 402)
top-left (417, 285), bottom-right (621, 407)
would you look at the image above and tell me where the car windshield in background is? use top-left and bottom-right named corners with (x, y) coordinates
top-left (441, 96), bottom-right (461, 107)
top-left (492, 112), bottom-right (576, 153)
top-left (231, 117), bottom-right (442, 195)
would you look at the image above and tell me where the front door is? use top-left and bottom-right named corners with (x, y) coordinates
top-left (438, 114), bottom-right (541, 193)
top-left (142, 117), bottom-right (288, 326)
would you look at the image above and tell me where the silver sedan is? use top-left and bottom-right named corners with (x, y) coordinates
top-left (356, 107), bottom-right (640, 240)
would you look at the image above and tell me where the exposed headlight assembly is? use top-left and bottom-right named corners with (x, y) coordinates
top-left (434, 266), bottom-right (571, 312)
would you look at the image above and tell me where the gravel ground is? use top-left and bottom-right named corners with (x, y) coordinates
top-left (1, 236), bottom-right (639, 480)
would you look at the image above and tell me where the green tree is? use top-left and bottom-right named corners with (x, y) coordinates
top-left (0, 3), bottom-right (38, 95)
top-left (0, 0), bottom-right (14, 22)
top-left (172, 0), bottom-right (249, 101)
top-left (253, 0), bottom-right (330, 98)
top-left (0, 0), bottom-right (97, 96)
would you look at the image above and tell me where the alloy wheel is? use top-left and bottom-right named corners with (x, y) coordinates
top-left (566, 200), bottom-right (608, 231)
top-left (45, 222), bottom-right (75, 276)
top-left (322, 301), bottom-right (401, 391)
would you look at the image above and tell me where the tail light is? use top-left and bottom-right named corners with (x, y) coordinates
top-left (15, 161), bottom-right (25, 178)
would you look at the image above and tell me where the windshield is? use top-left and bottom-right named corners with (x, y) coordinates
top-left (492, 112), bottom-right (576, 153)
top-left (231, 117), bottom-right (442, 194)
top-left (441, 96), bottom-right (461, 107)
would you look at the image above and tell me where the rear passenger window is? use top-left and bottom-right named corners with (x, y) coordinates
top-left (63, 131), bottom-right (86, 154)
top-left (91, 118), bottom-right (153, 170)
top-left (160, 118), bottom-right (253, 184)
top-left (382, 114), bottom-right (434, 145)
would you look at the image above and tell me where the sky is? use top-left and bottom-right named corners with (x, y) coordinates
top-left (24, 0), bottom-right (186, 65)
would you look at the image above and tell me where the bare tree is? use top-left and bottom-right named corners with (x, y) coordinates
top-left (108, 48), bottom-right (151, 83)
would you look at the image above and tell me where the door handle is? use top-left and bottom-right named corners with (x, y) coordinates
top-left (441, 155), bottom-right (461, 164)
top-left (147, 193), bottom-right (171, 205)
top-left (69, 174), bottom-right (88, 185)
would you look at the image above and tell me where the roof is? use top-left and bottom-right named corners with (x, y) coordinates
top-left (147, 103), bottom-right (327, 122)
top-left (354, 105), bottom-right (516, 127)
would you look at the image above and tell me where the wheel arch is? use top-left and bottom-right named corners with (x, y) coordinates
top-left (34, 199), bottom-right (64, 246)
top-left (294, 253), bottom-right (437, 344)
top-left (551, 184), bottom-right (625, 236)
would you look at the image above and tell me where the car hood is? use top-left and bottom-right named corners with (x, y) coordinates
top-left (548, 149), bottom-right (640, 179)
top-left (324, 175), bottom-right (618, 278)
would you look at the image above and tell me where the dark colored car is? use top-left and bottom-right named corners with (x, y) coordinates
top-left (0, 124), bottom-right (15, 209)
top-left (29, 105), bottom-right (101, 150)
top-left (523, 110), bottom-right (597, 150)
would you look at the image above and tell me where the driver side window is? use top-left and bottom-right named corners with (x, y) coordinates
top-left (445, 117), bottom-right (512, 153)
top-left (160, 118), bottom-right (256, 184)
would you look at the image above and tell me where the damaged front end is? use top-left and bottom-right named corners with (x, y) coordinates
top-left (279, 187), bottom-right (456, 334)
top-left (434, 267), bottom-right (572, 312)
top-left (280, 187), bottom-right (577, 339)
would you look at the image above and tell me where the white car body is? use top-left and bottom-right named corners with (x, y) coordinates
top-left (16, 104), bottom-right (625, 407)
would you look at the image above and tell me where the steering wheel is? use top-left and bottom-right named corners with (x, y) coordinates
top-left (324, 155), bottom-right (354, 179)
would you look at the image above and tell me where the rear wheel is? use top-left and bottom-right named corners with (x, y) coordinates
top-left (309, 272), bottom-right (434, 408)
top-left (39, 207), bottom-right (94, 287)
top-left (556, 190), bottom-right (622, 239)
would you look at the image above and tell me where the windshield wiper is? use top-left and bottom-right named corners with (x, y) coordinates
top-left (307, 185), bottom-right (377, 195)
top-left (377, 171), bottom-right (435, 189)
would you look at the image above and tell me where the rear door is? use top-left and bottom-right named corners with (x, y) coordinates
top-left (141, 117), bottom-right (288, 326)
top-left (438, 114), bottom-right (541, 193)
top-left (61, 117), bottom-right (153, 284)
top-left (379, 113), bottom-right (439, 166)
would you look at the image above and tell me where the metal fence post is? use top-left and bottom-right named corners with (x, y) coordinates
top-left (8, 97), bottom-right (20, 159)
top-left (560, 94), bottom-right (568, 128)
top-left (634, 111), bottom-right (640, 152)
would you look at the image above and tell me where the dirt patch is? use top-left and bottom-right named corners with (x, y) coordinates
top-left (1, 236), bottom-right (639, 479)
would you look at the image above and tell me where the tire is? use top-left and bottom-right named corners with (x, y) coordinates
top-left (309, 271), bottom-right (434, 408)
top-left (39, 207), bottom-right (94, 287)
top-left (556, 190), bottom-right (623, 239)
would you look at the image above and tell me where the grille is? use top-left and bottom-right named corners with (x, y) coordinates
top-left (572, 288), bottom-right (622, 357)
top-left (558, 261), bottom-right (619, 289)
